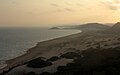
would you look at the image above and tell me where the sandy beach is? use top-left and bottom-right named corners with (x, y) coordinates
top-left (0, 32), bottom-right (82, 74)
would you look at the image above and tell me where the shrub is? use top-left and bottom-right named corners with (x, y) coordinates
top-left (27, 57), bottom-right (52, 68)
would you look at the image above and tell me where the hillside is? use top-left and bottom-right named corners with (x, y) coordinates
top-left (75, 23), bottom-right (110, 31)
top-left (105, 22), bottom-right (120, 35)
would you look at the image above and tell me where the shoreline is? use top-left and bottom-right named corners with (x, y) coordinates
top-left (0, 31), bottom-right (82, 74)
top-left (1, 29), bottom-right (120, 74)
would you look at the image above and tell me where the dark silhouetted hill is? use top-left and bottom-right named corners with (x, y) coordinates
top-left (105, 22), bottom-right (120, 35)
top-left (75, 23), bottom-right (110, 31)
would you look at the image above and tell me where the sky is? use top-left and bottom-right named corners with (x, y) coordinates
top-left (0, 0), bottom-right (120, 27)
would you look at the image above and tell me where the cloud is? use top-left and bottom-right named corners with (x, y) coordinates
top-left (108, 5), bottom-right (119, 10)
top-left (11, 1), bottom-right (16, 4)
top-left (43, 8), bottom-right (74, 15)
top-left (64, 8), bottom-right (73, 12)
top-left (51, 3), bottom-right (59, 7)
top-left (76, 3), bottom-right (83, 6)
top-left (54, 8), bottom-right (73, 13)
top-left (114, 0), bottom-right (120, 4)
top-left (100, 0), bottom-right (120, 10)
top-left (65, 1), bottom-right (83, 7)
top-left (65, 2), bottom-right (72, 6)
top-left (87, 8), bottom-right (92, 10)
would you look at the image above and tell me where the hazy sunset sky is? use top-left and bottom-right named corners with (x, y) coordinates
top-left (0, 0), bottom-right (120, 27)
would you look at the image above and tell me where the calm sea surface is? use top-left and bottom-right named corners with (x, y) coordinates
top-left (0, 27), bottom-right (80, 69)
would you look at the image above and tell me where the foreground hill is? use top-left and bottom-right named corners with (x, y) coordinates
top-left (39, 47), bottom-right (120, 75)
top-left (51, 23), bottom-right (110, 31)
top-left (105, 22), bottom-right (120, 35)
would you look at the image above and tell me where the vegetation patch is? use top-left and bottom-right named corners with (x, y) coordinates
top-left (60, 52), bottom-right (80, 59)
top-left (47, 56), bottom-right (60, 62)
top-left (27, 57), bottom-right (52, 68)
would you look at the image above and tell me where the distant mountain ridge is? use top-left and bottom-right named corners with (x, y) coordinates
top-left (51, 23), bottom-right (110, 31)
top-left (74, 23), bottom-right (110, 31)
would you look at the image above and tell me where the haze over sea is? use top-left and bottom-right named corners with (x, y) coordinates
top-left (0, 27), bottom-right (80, 69)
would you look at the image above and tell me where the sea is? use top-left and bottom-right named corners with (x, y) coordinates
top-left (0, 27), bottom-right (80, 69)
